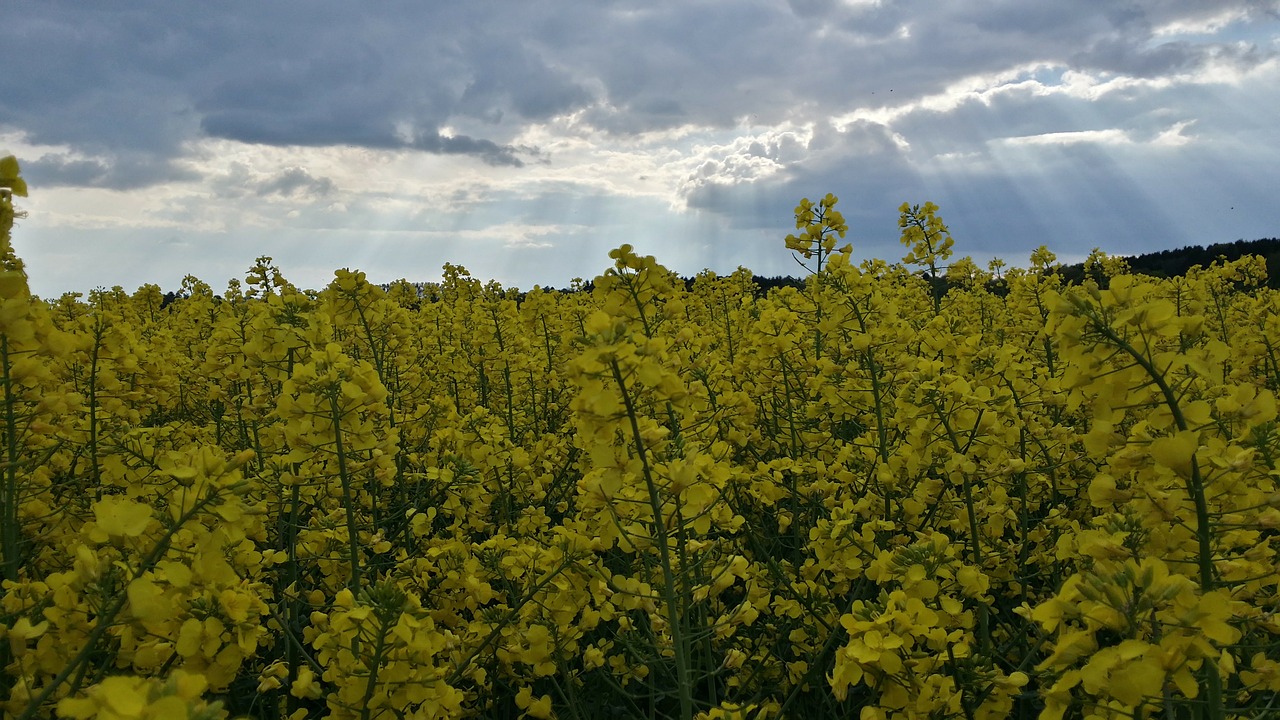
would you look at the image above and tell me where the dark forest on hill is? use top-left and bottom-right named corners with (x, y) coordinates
top-left (749, 237), bottom-right (1280, 295)
top-left (1060, 237), bottom-right (1280, 287)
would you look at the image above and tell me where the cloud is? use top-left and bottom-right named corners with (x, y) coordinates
top-left (1072, 34), bottom-right (1273, 78)
top-left (25, 156), bottom-right (111, 187)
top-left (208, 162), bottom-right (334, 201)
top-left (676, 126), bottom-right (813, 204)
top-left (6, 0), bottom-right (1275, 160)
top-left (455, 41), bottom-right (595, 122)
top-left (2, 2), bottom-right (575, 172)
top-left (1002, 129), bottom-right (1134, 147)
top-left (255, 167), bottom-right (335, 199)
top-left (680, 118), bottom-right (921, 236)
top-left (407, 129), bottom-right (532, 167)
top-left (3, 0), bottom-right (1279, 295)
top-left (24, 152), bottom-right (197, 190)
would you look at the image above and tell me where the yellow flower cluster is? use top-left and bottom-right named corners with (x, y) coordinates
top-left (2, 168), bottom-right (1279, 719)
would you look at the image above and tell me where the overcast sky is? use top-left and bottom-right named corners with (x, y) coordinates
top-left (3, 1), bottom-right (1278, 296)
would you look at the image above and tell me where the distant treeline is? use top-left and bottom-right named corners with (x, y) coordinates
top-left (738, 238), bottom-right (1280, 294)
top-left (158, 238), bottom-right (1280, 307)
top-left (1060, 237), bottom-right (1280, 288)
top-left (743, 237), bottom-right (1280, 294)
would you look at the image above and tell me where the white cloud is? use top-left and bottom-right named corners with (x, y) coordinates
top-left (1002, 129), bottom-right (1133, 147)
top-left (1152, 120), bottom-right (1197, 147)
top-left (1153, 9), bottom-right (1253, 37)
top-left (832, 62), bottom-right (1066, 129)
top-left (674, 125), bottom-right (814, 207)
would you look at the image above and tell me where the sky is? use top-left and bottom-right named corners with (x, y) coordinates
top-left (2, 1), bottom-right (1278, 297)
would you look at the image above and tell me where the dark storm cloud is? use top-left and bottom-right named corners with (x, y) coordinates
top-left (209, 163), bottom-right (335, 200)
top-left (666, 1), bottom-right (1277, 214)
top-left (407, 130), bottom-right (530, 168)
top-left (4, 0), bottom-right (1280, 296)
top-left (4, 0), bottom-right (1276, 169)
top-left (24, 157), bottom-right (113, 188)
top-left (256, 168), bottom-right (335, 200)
top-left (1, 1), bottom-right (582, 179)
top-left (455, 40), bottom-right (595, 122)
top-left (0, 4), bottom-right (199, 154)
top-left (539, 0), bottom-right (1278, 142)
top-left (683, 119), bottom-right (921, 234)
top-left (25, 153), bottom-right (198, 191)
top-left (1073, 35), bottom-right (1271, 77)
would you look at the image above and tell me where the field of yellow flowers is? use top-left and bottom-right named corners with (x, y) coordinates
top-left (3, 158), bottom-right (1280, 719)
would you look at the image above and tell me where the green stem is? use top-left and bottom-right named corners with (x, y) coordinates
top-left (284, 483), bottom-right (303, 716)
top-left (359, 612), bottom-right (392, 720)
top-left (330, 394), bottom-right (362, 594)
top-left (936, 409), bottom-right (993, 657)
top-left (87, 317), bottom-right (103, 495)
top-left (446, 552), bottom-right (576, 686)
top-left (1087, 318), bottom-right (1215, 591)
top-left (0, 334), bottom-right (19, 708)
top-left (779, 356), bottom-right (800, 458)
top-left (16, 482), bottom-right (246, 720)
top-left (1083, 308), bottom-right (1223, 718)
top-left (1, 335), bottom-right (20, 583)
top-left (609, 358), bottom-right (693, 720)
